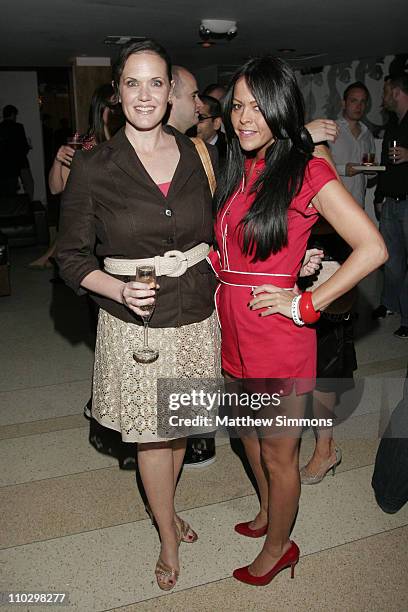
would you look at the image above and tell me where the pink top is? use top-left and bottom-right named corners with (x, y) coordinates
top-left (157, 181), bottom-right (171, 197)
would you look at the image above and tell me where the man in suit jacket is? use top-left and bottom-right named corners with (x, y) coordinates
top-left (167, 68), bottom-right (218, 468)
top-left (197, 95), bottom-right (226, 166)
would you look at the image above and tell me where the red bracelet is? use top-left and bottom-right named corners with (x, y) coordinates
top-left (299, 291), bottom-right (321, 324)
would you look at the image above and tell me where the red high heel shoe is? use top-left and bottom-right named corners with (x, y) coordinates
top-left (233, 541), bottom-right (300, 586)
top-left (234, 521), bottom-right (268, 538)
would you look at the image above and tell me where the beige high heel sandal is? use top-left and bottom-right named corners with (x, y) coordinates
top-left (155, 521), bottom-right (182, 591)
top-left (155, 557), bottom-right (180, 591)
top-left (175, 516), bottom-right (198, 543)
top-left (146, 504), bottom-right (198, 543)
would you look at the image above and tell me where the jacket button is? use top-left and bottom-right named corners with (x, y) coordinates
top-left (165, 209), bottom-right (172, 217)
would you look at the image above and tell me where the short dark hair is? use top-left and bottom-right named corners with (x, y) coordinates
top-left (199, 94), bottom-right (222, 118)
top-left (387, 73), bottom-right (408, 95)
top-left (202, 83), bottom-right (226, 97)
top-left (112, 39), bottom-right (172, 92)
top-left (343, 81), bottom-right (369, 101)
top-left (3, 104), bottom-right (18, 118)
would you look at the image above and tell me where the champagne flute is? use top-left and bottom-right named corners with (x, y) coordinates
top-left (132, 264), bottom-right (159, 364)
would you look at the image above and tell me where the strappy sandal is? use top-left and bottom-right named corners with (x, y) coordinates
top-left (145, 503), bottom-right (198, 543)
top-left (176, 516), bottom-right (198, 543)
top-left (155, 519), bottom-right (184, 591)
top-left (155, 557), bottom-right (179, 591)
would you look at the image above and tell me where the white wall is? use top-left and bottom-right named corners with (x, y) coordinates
top-left (0, 71), bottom-right (46, 204)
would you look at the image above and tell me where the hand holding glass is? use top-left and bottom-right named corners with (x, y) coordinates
top-left (362, 152), bottom-right (375, 165)
top-left (66, 133), bottom-right (83, 150)
top-left (132, 265), bottom-right (159, 364)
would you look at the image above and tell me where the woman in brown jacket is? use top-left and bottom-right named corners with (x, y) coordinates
top-left (56, 40), bottom-right (219, 591)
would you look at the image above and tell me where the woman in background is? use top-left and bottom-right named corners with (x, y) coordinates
top-left (29, 84), bottom-right (122, 268)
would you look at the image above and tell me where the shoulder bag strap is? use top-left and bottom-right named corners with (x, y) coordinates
top-left (190, 137), bottom-right (216, 197)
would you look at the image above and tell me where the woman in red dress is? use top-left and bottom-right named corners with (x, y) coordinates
top-left (210, 56), bottom-right (387, 585)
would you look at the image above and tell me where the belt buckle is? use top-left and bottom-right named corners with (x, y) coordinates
top-left (163, 249), bottom-right (188, 277)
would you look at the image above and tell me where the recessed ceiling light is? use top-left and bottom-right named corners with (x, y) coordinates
top-left (278, 48), bottom-right (296, 54)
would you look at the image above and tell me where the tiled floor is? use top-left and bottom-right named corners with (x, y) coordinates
top-left (1, 247), bottom-right (407, 612)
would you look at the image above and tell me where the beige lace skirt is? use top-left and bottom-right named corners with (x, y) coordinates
top-left (92, 309), bottom-right (221, 443)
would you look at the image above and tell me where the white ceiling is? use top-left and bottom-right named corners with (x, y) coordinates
top-left (1, 0), bottom-right (407, 70)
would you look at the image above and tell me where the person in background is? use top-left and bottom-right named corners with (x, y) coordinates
top-left (29, 84), bottom-right (122, 269)
top-left (299, 218), bottom-right (357, 485)
top-left (202, 83), bottom-right (226, 100)
top-left (0, 104), bottom-right (33, 198)
top-left (167, 67), bottom-right (218, 467)
top-left (329, 81), bottom-right (375, 208)
top-left (372, 370), bottom-right (408, 514)
top-left (167, 65), bottom-right (203, 134)
top-left (197, 94), bottom-right (227, 165)
top-left (372, 73), bottom-right (408, 338)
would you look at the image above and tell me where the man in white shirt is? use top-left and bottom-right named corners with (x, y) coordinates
top-left (329, 81), bottom-right (375, 207)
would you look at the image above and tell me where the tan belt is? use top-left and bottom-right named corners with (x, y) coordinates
top-left (104, 242), bottom-right (210, 277)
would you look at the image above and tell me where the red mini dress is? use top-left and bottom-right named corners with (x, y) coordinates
top-left (209, 157), bottom-right (337, 393)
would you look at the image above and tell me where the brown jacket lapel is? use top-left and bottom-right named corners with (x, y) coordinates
top-left (105, 125), bottom-right (199, 201)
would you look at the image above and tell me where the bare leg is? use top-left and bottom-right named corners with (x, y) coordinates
top-left (225, 372), bottom-right (268, 529)
top-left (172, 437), bottom-right (187, 490)
top-left (239, 433), bottom-right (269, 529)
top-left (172, 437), bottom-right (199, 541)
top-left (303, 390), bottom-right (336, 475)
top-left (137, 441), bottom-right (180, 587)
top-left (249, 392), bottom-right (305, 576)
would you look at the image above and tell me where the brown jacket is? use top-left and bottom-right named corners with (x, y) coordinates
top-left (56, 126), bottom-right (217, 327)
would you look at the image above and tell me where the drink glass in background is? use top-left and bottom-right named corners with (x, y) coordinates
top-left (389, 139), bottom-right (398, 164)
top-left (67, 133), bottom-right (83, 150)
top-left (362, 152), bottom-right (375, 165)
top-left (133, 264), bottom-right (159, 364)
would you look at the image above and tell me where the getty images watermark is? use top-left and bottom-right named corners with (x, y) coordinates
top-left (159, 383), bottom-right (333, 433)
top-left (156, 376), bottom-right (408, 439)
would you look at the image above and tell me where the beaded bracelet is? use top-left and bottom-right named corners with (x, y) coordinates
top-left (291, 294), bottom-right (304, 326)
top-left (299, 291), bottom-right (321, 324)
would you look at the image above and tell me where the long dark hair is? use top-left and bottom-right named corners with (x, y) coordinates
top-left (217, 56), bottom-right (314, 261)
top-left (87, 83), bottom-right (116, 144)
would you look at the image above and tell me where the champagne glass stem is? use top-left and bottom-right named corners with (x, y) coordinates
top-left (143, 319), bottom-right (149, 349)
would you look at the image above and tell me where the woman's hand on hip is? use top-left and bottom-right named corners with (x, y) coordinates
top-left (121, 281), bottom-right (159, 316)
top-left (249, 285), bottom-right (295, 318)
